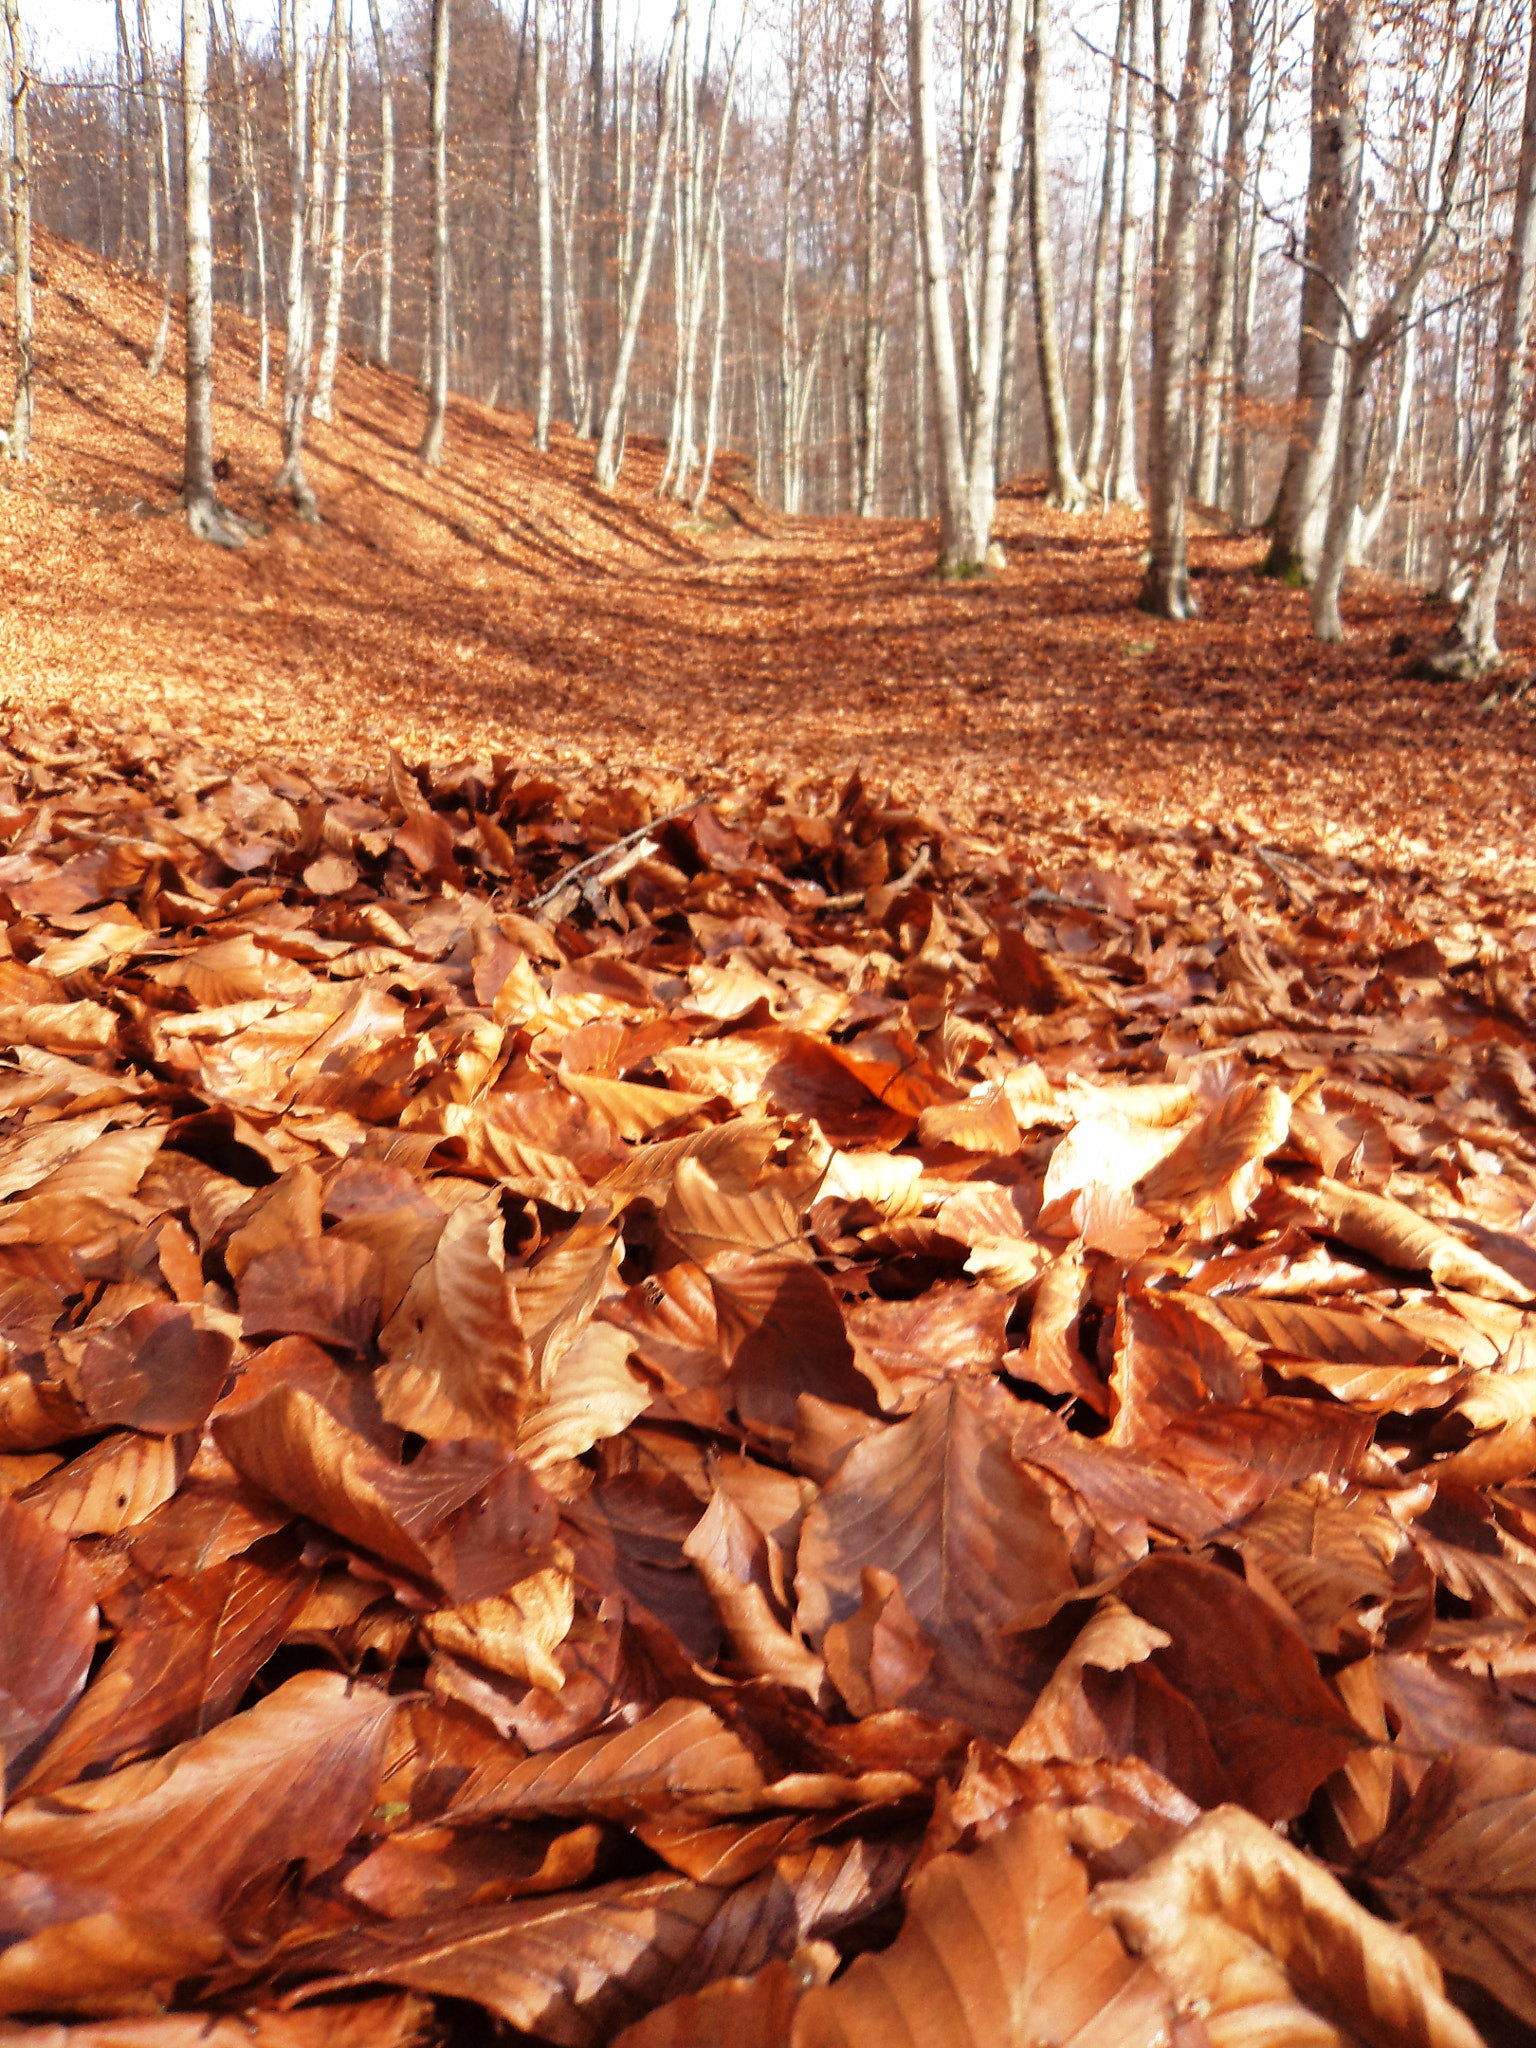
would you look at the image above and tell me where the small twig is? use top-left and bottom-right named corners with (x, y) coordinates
top-left (1256, 843), bottom-right (1329, 887)
top-left (1027, 886), bottom-right (1118, 917)
top-left (524, 800), bottom-right (703, 912)
top-left (818, 842), bottom-right (933, 914)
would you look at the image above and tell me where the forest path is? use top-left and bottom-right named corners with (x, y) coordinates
top-left (2, 231), bottom-right (1534, 893)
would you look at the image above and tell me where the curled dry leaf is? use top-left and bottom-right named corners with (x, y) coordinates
top-left (1096, 1804), bottom-right (1483, 2048)
top-left (790, 1805), bottom-right (1175, 2047)
top-left (0, 1494), bottom-right (98, 1788)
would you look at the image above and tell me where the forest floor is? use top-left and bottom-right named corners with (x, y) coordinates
top-left (4, 231), bottom-right (1535, 895)
top-left (5, 236), bottom-right (1536, 2045)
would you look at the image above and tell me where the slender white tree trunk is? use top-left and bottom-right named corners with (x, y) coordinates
top-left (3, 0), bottom-right (30, 461)
top-left (274, 0), bottom-right (319, 517)
top-left (182, 0), bottom-right (242, 544)
top-left (1024, 0), bottom-right (1086, 510)
top-left (964, 0), bottom-right (1028, 548)
top-left (1192, 0), bottom-right (1249, 508)
top-left (1082, 0), bottom-right (1128, 494)
top-left (1311, 0), bottom-right (1489, 640)
top-left (312, 0), bottom-right (352, 424)
top-left (139, 0), bottom-right (175, 380)
top-left (1140, 0), bottom-right (1217, 618)
top-left (1265, 0), bottom-right (1367, 582)
top-left (692, 205), bottom-right (727, 511)
top-left (418, 0), bottom-right (450, 465)
top-left (533, 0), bottom-right (554, 450)
top-left (1108, 0), bottom-right (1142, 505)
top-left (364, 0), bottom-right (393, 367)
top-left (592, 0), bottom-right (686, 490)
top-left (911, 0), bottom-right (980, 568)
top-left (218, 0), bottom-right (270, 408)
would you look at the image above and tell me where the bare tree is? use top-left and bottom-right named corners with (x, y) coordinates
top-left (3, 0), bottom-right (30, 461)
top-left (1192, 0), bottom-right (1251, 508)
top-left (419, 0), bottom-right (451, 466)
top-left (1081, 0), bottom-right (1128, 494)
top-left (182, 0), bottom-right (242, 545)
top-left (1024, 0), bottom-right (1085, 509)
top-left (1432, 15), bottom-right (1536, 673)
top-left (964, 0), bottom-right (1028, 546)
top-left (1264, 0), bottom-right (1367, 582)
top-left (910, 0), bottom-right (977, 566)
top-left (1140, 0), bottom-right (1217, 617)
top-left (1311, 0), bottom-right (1491, 641)
top-left (364, 0), bottom-right (394, 366)
top-left (533, 0), bottom-right (554, 450)
top-left (218, 0), bottom-right (270, 408)
top-left (274, 0), bottom-right (320, 518)
top-left (585, 0), bottom-right (607, 434)
top-left (313, 0), bottom-right (352, 424)
top-left (138, 0), bottom-right (175, 380)
top-left (1108, 0), bottom-right (1142, 506)
top-left (593, 0), bottom-right (687, 490)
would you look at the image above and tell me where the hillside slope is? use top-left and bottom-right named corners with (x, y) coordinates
top-left (1, 232), bottom-right (1534, 889)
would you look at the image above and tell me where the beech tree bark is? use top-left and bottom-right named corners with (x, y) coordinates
top-left (1264, 0), bottom-right (1367, 583)
top-left (418, 0), bottom-right (450, 466)
top-left (1108, 0), bottom-right (1142, 506)
top-left (1024, 0), bottom-right (1086, 510)
top-left (533, 0), bottom-right (554, 451)
top-left (1435, 0), bottom-right (1536, 675)
top-left (138, 0), bottom-right (175, 380)
top-left (312, 0), bottom-right (351, 426)
top-left (965, 0), bottom-right (1029, 548)
top-left (218, 0), bottom-right (270, 408)
top-left (364, 0), bottom-right (393, 368)
top-left (1310, 0), bottom-right (1489, 641)
top-left (182, 0), bottom-right (242, 546)
top-left (1082, 0), bottom-right (1128, 495)
top-left (3, 0), bottom-right (30, 461)
top-left (910, 0), bottom-right (978, 567)
top-left (1192, 0), bottom-right (1250, 509)
top-left (1140, 0), bottom-right (1217, 618)
top-left (274, 0), bottom-right (319, 518)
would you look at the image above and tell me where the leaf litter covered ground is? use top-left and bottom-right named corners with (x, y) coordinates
top-left (2, 237), bottom-right (1536, 2046)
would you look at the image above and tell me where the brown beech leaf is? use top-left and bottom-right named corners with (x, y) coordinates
top-left (342, 1819), bottom-right (607, 1917)
top-left (423, 1569), bottom-right (577, 1692)
top-left (18, 1549), bottom-right (314, 1795)
top-left (0, 1494), bottom-right (98, 1787)
top-left (790, 1805), bottom-right (1175, 2047)
top-left (796, 1378), bottom-right (1080, 1651)
top-left (683, 1489), bottom-right (830, 1704)
top-left (452, 1697), bottom-right (767, 1822)
top-left (0, 1673), bottom-right (395, 2012)
top-left (1210, 1295), bottom-right (1426, 1367)
top-left (19, 1429), bottom-right (189, 1538)
top-left (1135, 1080), bottom-right (1291, 1236)
top-left (378, 1201), bottom-right (532, 1442)
top-left (1096, 1804), bottom-right (1482, 2048)
top-left (517, 1320), bottom-right (652, 1467)
top-left (0, 2001), bottom-right (431, 2045)
top-left (1294, 1182), bottom-right (1532, 1304)
top-left (75, 1304), bottom-right (234, 1435)
top-left (281, 1873), bottom-right (730, 2042)
top-left (709, 1252), bottom-right (875, 1441)
top-left (151, 934), bottom-right (315, 1008)
top-left (1116, 1553), bottom-right (1362, 1821)
top-left (613, 1951), bottom-right (837, 2048)
top-left (1370, 1743), bottom-right (1536, 2027)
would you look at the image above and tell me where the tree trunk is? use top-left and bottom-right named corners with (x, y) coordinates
top-left (139, 0), bottom-right (175, 380)
top-left (364, 0), bottom-right (393, 368)
top-left (1082, 0), bottom-right (1128, 494)
top-left (1435, 1), bottom-right (1536, 673)
top-left (1264, 0), bottom-right (1367, 582)
top-left (910, 187), bottom-right (929, 519)
top-left (418, 0), bottom-right (450, 465)
top-left (1192, 0), bottom-right (1249, 508)
top-left (855, 0), bottom-right (888, 518)
top-left (911, 0), bottom-right (980, 568)
top-left (3, 0), bottom-right (30, 461)
top-left (1139, 0), bottom-right (1217, 618)
top-left (692, 205), bottom-right (727, 511)
top-left (274, 0), bottom-right (318, 518)
top-left (1108, 0), bottom-right (1142, 505)
top-left (582, 0), bottom-right (605, 436)
top-left (114, 0), bottom-right (133, 265)
top-left (1025, 0), bottom-right (1086, 510)
top-left (1230, 0), bottom-right (1281, 525)
top-left (217, 0), bottom-right (269, 409)
top-left (182, 0), bottom-right (241, 544)
top-left (1310, 0), bottom-right (1489, 641)
top-left (965, 0), bottom-right (1028, 549)
top-left (312, 1), bottom-right (352, 425)
top-left (533, 0), bottom-right (554, 450)
top-left (592, 0), bottom-right (686, 489)
top-left (779, 28), bottom-right (804, 513)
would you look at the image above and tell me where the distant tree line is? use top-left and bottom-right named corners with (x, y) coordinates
top-left (4, 0), bottom-right (1536, 662)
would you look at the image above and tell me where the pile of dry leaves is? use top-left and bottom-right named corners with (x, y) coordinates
top-left (1, 715), bottom-right (1535, 2046)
